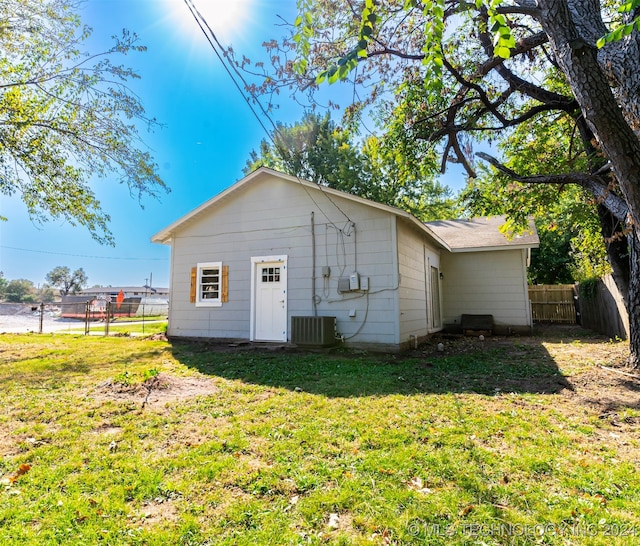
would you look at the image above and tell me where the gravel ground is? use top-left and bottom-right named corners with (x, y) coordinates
top-left (0, 314), bottom-right (87, 334)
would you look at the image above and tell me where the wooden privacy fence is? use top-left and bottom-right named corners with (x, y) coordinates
top-left (577, 275), bottom-right (629, 340)
top-left (528, 284), bottom-right (577, 324)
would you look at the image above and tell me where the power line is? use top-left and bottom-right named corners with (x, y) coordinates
top-left (182, 0), bottom-right (353, 227)
top-left (1, 245), bottom-right (166, 261)
top-left (183, 0), bottom-right (275, 139)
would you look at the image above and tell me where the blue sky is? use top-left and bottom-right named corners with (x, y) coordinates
top-left (0, 0), bottom-right (465, 290)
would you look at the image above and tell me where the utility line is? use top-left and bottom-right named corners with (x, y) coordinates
top-left (1, 245), bottom-right (166, 261)
top-left (182, 0), bottom-right (353, 227)
top-left (183, 0), bottom-right (276, 139)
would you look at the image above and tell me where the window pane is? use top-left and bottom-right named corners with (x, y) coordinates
top-left (200, 265), bottom-right (220, 301)
top-left (261, 266), bottom-right (281, 283)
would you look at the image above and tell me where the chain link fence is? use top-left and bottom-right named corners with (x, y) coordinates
top-left (0, 299), bottom-right (168, 335)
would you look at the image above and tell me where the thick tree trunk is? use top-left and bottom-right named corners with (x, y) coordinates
top-left (628, 229), bottom-right (640, 364)
top-left (597, 204), bottom-right (630, 303)
top-left (537, 0), bottom-right (640, 366)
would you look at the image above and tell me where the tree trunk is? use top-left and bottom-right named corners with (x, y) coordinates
top-left (537, 0), bottom-right (640, 366)
top-left (628, 229), bottom-right (640, 365)
top-left (597, 204), bottom-right (630, 304)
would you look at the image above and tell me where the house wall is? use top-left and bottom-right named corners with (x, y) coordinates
top-left (166, 174), bottom-right (403, 348)
top-left (396, 220), bottom-right (442, 348)
top-left (440, 248), bottom-right (532, 333)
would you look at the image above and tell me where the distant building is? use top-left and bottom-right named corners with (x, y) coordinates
top-left (80, 286), bottom-right (169, 299)
top-left (60, 286), bottom-right (169, 319)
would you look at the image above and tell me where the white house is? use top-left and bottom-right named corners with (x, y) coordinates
top-left (151, 168), bottom-right (538, 351)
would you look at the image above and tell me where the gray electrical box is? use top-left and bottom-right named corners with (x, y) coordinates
top-left (322, 265), bottom-right (331, 277)
top-left (338, 277), bottom-right (351, 293)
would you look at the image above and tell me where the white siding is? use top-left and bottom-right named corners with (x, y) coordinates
top-left (167, 174), bottom-right (401, 347)
top-left (440, 249), bottom-right (532, 328)
top-left (396, 220), bottom-right (442, 345)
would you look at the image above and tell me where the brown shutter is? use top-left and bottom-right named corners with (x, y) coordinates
top-left (221, 265), bottom-right (229, 303)
top-left (190, 267), bottom-right (197, 303)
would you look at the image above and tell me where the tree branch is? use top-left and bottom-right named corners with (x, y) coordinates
top-left (476, 152), bottom-right (629, 222)
top-left (497, 5), bottom-right (540, 17)
top-left (510, 0), bottom-right (541, 17)
top-left (474, 31), bottom-right (549, 78)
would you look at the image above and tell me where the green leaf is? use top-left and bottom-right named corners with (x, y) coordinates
top-left (613, 27), bottom-right (624, 41)
top-left (619, 0), bottom-right (640, 14)
top-left (495, 45), bottom-right (511, 59)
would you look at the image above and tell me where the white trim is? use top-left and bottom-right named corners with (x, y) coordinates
top-left (521, 249), bottom-right (533, 327)
top-left (250, 255), bottom-right (288, 341)
top-left (195, 261), bottom-right (223, 307)
top-left (425, 247), bottom-right (443, 334)
top-left (390, 217), bottom-right (401, 345)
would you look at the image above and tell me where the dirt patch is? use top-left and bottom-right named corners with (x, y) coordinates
top-left (129, 498), bottom-right (180, 528)
top-left (90, 373), bottom-right (217, 406)
top-left (404, 327), bottom-right (638, 421)
top-left (93, 424), bottom-right (123, 436)
top-left (561, 366), bottom-right (640, 415)
top-left (542, 335), bottom-right (638, 415)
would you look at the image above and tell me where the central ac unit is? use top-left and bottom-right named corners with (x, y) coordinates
top-left (291, 316), bottom-right (337, 347)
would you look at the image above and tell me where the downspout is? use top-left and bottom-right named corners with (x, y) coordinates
top-left (311, 212), bottom-right (317, 316)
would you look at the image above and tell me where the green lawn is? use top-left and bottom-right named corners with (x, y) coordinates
top-left (67, 319), bottom-right (168, 336)
top-left (0, 330), bottom-right (638, 545)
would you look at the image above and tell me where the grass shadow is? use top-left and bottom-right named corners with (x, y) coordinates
top-left (170, 334), bottom-right (576, 398)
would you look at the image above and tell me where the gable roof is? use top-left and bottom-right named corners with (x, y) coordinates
top-left (151, 167), bottom-right (539, 253)
top-left (150, 167), bottom-right (450, 248)
top-left (424, 216), bottom-right (539, 253)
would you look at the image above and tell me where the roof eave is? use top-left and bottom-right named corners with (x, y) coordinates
top-left (448, 242), bottom-right (539, 253)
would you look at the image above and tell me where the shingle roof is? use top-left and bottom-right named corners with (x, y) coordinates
top-left (424, 215), bottom-right (539, 252)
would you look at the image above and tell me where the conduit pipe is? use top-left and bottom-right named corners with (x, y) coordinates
top-left (311, 211), bottom-right (317, 316)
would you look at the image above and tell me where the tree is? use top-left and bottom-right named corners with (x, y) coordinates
top-left (240, 1), bottom-right (640, 366)
top-left (0, 0), bottom-right (167, 244)
top-left (245, 112), bottom-right (456, 221)
top-left (5, 279), bottom-right (36, 303)
top-left (460, 115), bottom-right (611, 284)
top-left (245, 113), bottom-right (363, 190)
top-left (37, 285), bottom-right (57, 303)
top-left (45, 266), bottom-right (87, 296)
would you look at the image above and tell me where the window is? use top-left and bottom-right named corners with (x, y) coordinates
top-left (193, 262), bottom-right (227, 307)
top-left (261, 266), bottom-right (280, 283)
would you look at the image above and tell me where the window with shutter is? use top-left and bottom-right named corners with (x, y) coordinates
top-left (193, 262), bottom-right (225, 307)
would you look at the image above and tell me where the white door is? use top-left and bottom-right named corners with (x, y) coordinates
top-left (251, 256), bottom-right (287, 341)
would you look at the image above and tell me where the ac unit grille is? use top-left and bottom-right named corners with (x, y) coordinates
top-left (291, 316), bottom-right (337, 347)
